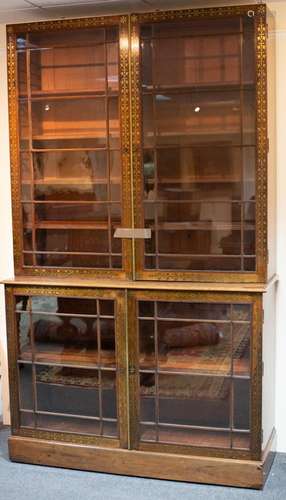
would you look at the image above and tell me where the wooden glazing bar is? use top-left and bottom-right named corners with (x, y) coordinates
top-left (140, 31), bottom-right (245, 42)
top-left (23, 201), bottom-right (121, 205)
top-left (96, 298), bottom-right (103, 436)
top-left (140, 421), bottom-right (250, 434)
top-left (230, 304), bottom-right (235, 449)
top-left (139, 317), bottom-right (250, 324)
top-left (29, 93), bottom-right (118, 101)
top-left (104, 28), bottom-right (113, 270)
top-left (30, 147), bottom-right (121, 152)
top-left (139, 369), bottom-right (250, 380)
top-left (25, 41), bottom-right (36, 266)
top-left (18, 38), bottom-right (119, 52)
top-left (34, 410), bottom-right (117, 423)
top-left (22, 311), bottom-right (114, 319)
top-left (142, 85), bottom-right (256, 95)
top-left (249, 296), bottom-right (262, 459)
top-left (144, 143), bottom-right (257, 150)
top-left (23, 251), bottom-right (122, 258)
top-left (115, 291), bottom-right (128, 448)
top-left (154, 301), bottom-right (160, 442)
top-left (18, 360), bottom-right (116, 371)
top-left (144, 253), bottom-right (256, 259)
top-left (150, 24), bottom-right (159, 271)
top-left (28, 296), bottom-right (37, 428)
top-left (240, 18), bottom-right (245, 272)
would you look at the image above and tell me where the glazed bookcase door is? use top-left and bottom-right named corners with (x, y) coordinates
top-left (128, 290), bottom-right (262, 460)
top-left (6, 286), bottom-right (128, 448)
top-left (131, 5), bottom-right (268, 283)
top-left (8, 16), bottom-right (132, 279)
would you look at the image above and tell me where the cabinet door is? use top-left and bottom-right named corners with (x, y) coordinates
top-left (8, 17), bottom-right (132, 278)
top-left (6, 286), bottom-right (128, 448)
top-left (128, 290), bottom-right (262, 460)
top-left (131, 6), bottom-right (267, 282)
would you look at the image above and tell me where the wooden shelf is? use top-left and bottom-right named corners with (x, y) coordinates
top-left (19, 346), bottom-right (249, 377)
top-left (142, 82), bottom-right (256, 93)
top-left (153, 222), bottom-right (255, 231)
top-left (139, 354), bottom-right (249, 377)
top-left (25, 221), bottom-right (113, 230)
top-left (32, 133), bottom-right (111, 140)
top-left (28, 88), bottom-right (118, 99)
top-left (145, 176), bottom-right (243, 184)
top-left (20, 344), bottom-right (116, 368)
top-left (23, 177), bottom-right (121, 185)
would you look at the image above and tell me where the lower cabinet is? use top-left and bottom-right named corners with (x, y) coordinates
top-left (5, 284), bottom-right (275, 488)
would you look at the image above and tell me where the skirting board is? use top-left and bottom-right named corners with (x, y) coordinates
top-left (8, 429), bottom-right (276, 490)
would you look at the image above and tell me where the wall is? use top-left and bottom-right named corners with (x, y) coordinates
top-left (0, 1), bottom-right (286, 451)
top-left (0, 24), bottom-right (14, 424)
top-left (271, 0), bottom-right (286, 454)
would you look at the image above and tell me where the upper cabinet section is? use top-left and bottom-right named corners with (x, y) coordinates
top-left (8, 4), bottom-right (273, 283)
top-left (132, 4), bottom-right (271, 283)
top-left (8, 16), bottom-right (132, 279)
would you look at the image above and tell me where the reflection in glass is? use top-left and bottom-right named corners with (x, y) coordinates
top-left (139, 299), bottom-right (252, 450)
top-left (16, 294), bottom-right (118, 439)
top-left (17, 25), bottom-right (123, 271)
top-left (140, 17), bottom-right (257, 274)
top-left (18, 363), bottom-right (33, 410)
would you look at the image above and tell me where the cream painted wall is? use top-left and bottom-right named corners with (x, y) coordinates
top-left (271, 0), bottom-right (286, 455)
top-left (0, 24), bottom-right (13, 424)
top-left (0, 1), bottom-right (286, 452)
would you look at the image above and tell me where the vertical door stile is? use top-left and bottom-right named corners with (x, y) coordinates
top-left (119, 15), bottom-right (133, 279)
top-left (250, 293), bottom-right (263, 460)
top-left (129, 15), bottom-right (144, 280)
top-left (116, 289), bottom-right (129, 448)
top-left (126, 290), bottom-right (140, 449)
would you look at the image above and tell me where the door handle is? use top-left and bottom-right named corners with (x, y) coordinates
top-left (114, 228), bottom-right (151, 239)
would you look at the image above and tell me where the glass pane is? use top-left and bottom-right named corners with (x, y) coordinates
top-left (36, 414), bottom-right (118, 438)
top-left (31, 98), bottom-right (106, 147)
top-left (36, 229), bottom-right (108, 252)
top-left (138, 299), bottom-right (252, 450)
top-left (109, 97), bottom-right (120, 148)
top-left (35, 203), bottom-right (108, 223)
top-left (30, 45), bottom-right (106, 94)
top-left (102, 370), bottom-right (117, 419)
top-left (233, 378), bottom-right (250, 430)
top-left (18, 50), bottom-right (27, 96)
top-left (149, 91), bottom-right (251, 147)
top-left (16, 295), bottom-right (30, 311)
top-left (107, 43), bottom-right (119, 92)
top-left (33, 151), bottom-right (107, 187)
top-left (28, 298), bottom-right (116, 367)
top-left (18, 363), bottom-right (33, 410)
top-left (17, 311), bottom-right (31, 360)
top-left (150, 35), bottom-right (240, 88)
top-left (36, 365), bottom-right (100, 417)
top-left (19, 100), bottom-right (29, 150)
top-left (20, 411), bottom-right (35, 428)
top-left (103, 420), bottom-right (118, 438)
top-left (158, 374), bottom-right (230, 427)
top-left (36, 413), bottom-right (101, 435)
top-left (233, 323), bottom-right (251, 376)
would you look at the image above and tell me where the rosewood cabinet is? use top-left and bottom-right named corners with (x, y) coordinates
top-left (8, 3), bottom-right (275, 283)
top-left (5, 282), bottom-right (275, 487)
top-left (5, 2), bottom-right (276, 491)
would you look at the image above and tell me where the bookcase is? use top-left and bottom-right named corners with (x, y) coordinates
top-left (4, 3), bottom-right (277, 489)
